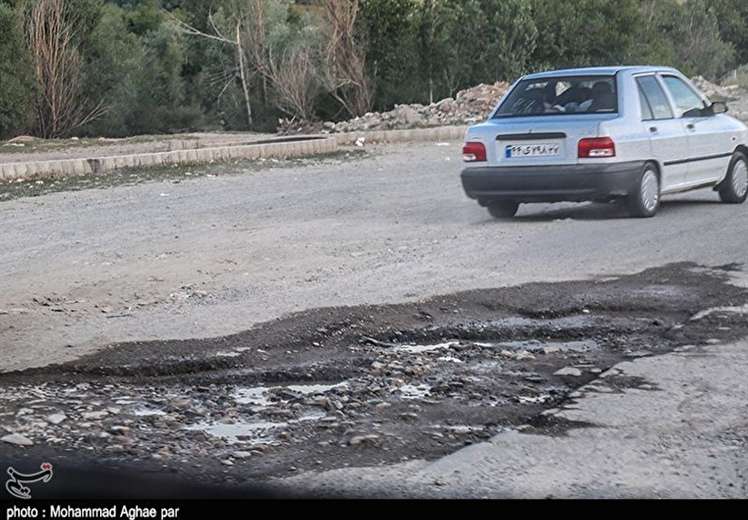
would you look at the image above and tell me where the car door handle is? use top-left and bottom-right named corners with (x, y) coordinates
top-left (686, 123), bottom-right (695, 130)
top-left (649, 126), bottom-right (658, 133)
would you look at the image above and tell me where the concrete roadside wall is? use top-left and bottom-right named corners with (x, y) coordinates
top-left (0, 126), bottom-right (467, 183)
top-left (0, 137), bottom-right (337, 183)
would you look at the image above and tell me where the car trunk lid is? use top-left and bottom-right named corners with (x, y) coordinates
top-left (466, 115), bottom-right (618, 167)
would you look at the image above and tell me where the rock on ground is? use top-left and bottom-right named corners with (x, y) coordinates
top-left (1, 433), bottom-right (34, 446)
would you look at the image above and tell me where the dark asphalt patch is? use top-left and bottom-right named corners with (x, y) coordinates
top-left (1, 263), bottom-right (746, 494)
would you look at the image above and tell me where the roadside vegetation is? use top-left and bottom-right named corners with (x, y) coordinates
top-left (1, 0), bottom-right (747, 140)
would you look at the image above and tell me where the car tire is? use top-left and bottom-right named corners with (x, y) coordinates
top-left (625, 164), bottom-right (660, 218)
top-left (718, 152), bottom-right (748, 204)
top-left (487, 201), bottom-right (520, 219)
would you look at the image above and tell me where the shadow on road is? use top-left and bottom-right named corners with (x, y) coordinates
top-left (1, 454), bottom-right (294, 499)
top-left (476, 195), bottom-right (728, 223)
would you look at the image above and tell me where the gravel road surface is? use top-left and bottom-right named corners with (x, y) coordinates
top-left (2, 141), bottom-right (746, 373)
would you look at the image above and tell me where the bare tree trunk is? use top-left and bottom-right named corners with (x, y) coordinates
top-left (235, 21), bottom-right (253, 127)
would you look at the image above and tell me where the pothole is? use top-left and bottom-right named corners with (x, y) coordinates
top-left (1, 264), bottom-right (746, 484)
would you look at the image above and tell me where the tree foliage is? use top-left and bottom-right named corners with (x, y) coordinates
top-left (0, 0), bottom-right (746, 139)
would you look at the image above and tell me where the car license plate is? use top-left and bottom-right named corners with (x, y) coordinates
top-left (505, 143), bottom-right (560, 159)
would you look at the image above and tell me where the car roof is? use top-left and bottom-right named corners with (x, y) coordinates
top-left (523, 66), bottom-right (679, 80)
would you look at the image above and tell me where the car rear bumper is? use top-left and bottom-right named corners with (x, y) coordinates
top-left (461, 161), bottom-right (646, 203)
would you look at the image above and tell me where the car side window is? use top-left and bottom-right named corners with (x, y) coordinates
top-left (637, 85), bottom-right (654, 121)
top-left (636, 76), bottom-right (674, 120)
top-left (662, 76), bottom-right (706, 117)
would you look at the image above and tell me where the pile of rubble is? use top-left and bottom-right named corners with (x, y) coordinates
top-left (279, 82), bottom-right (511, 135)
top-left (691, 76), bottom-right (742, 101)
top-left (279, 76), bottom-right (748, 135)
top-left (694, 75), bottom-right (748, 122)
top-left (696, 76), bottom-right (748, 122)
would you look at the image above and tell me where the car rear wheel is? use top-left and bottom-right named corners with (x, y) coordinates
top-left (486, 201), bottom-right (520, 219)
top-left (626, 164), bottom-right (660, 218)
top-left (718, 152), bottom-right (748, 204)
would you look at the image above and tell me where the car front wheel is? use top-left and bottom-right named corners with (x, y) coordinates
top-left (626, 164), bottom-right (660, 218)
top-left (486, 201), bottom-right (520, 219)
top-left (718, 152), bottom-right (748, 204)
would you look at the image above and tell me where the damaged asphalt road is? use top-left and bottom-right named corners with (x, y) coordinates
top-left (1, 264), bottom-right (747, 496)
top-left (2, 141), bottom-right (748, 497)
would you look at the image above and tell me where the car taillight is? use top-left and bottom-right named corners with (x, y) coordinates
top-left (463, 142), bottom-right (487, 162)
top-left (578, 137), bottom-right (616, 158)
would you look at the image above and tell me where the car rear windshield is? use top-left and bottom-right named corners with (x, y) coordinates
top-left (494, 75), bottom-right (619, 118)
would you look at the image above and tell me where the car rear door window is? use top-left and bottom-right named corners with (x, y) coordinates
top-left (638, 85), bottom-right (655, 121)
top-left (636, 76), bottom-right (674, 120)
top-left (662, 76), bottom-right (706, 117)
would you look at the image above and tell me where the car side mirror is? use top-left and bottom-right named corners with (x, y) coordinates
top-left (709, 101), bottom-right (728, 115)
top-left (684, 102), bottom-right (728, 118)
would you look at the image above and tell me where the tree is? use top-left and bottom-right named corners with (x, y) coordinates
top-left (237, 0), bottom-right (323, 121)
top-left (710, 0), bottom-right (748, 68)
top-left (416, 0), bottom-right (454, 102)
top-left (473, 0), bottom-right (537, 82)
top-left (25, 0), bottom-right (106, 137)
top-left (129, 22), bottom-right (196, 133)
top-left (170, 3), bottom-right (255, 127)
top-left (0, 3), bottom-right (33, 138)
top-left (357, 0), bottom-right (421, 109)
top-left (319, 0), bottom-right (372, 117)
top-left (641, 0), bottom-right (735, 80)
top-left (531, 0), bottom-right (643, 71)
top-left (79, 3), bottom-right (143, 136)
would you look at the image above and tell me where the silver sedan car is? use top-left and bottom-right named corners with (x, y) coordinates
top-left (461, 66), bottom-right (748, 218)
